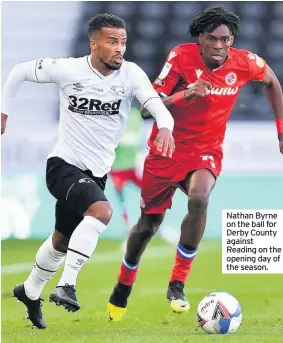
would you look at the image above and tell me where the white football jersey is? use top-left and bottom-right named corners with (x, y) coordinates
top-left (4, 56), bottom-right (165, 177)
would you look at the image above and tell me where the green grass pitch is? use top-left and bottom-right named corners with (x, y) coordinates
top-left (2, 239), bottom-right (283, 343)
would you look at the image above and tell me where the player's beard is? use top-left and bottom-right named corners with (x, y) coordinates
top-left (101, 57), bottom-right (122, 71)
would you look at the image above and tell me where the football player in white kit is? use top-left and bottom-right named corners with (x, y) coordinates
top-left (1, 13), bottom-right (175, 329)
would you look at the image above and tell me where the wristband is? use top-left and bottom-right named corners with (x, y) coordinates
top-left (172, 91), bottom-right (185, 106)
top-left (276, 118), bottom-right (283, 135)
top-left (156, 115), bottom-right (174, 132)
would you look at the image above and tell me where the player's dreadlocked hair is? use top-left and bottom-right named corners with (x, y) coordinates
top-left (188, 7), bottom-right (240, 37)
top-left (88, 13), bottom-right (126, 37)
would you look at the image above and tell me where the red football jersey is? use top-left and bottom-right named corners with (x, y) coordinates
top-left (149, 43), bottom-right (267, 159)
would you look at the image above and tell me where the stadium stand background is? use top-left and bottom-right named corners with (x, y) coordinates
top-left (1, 1), bottom-right (283, 240)
top-left (73, 1), bottom-right (283, 120)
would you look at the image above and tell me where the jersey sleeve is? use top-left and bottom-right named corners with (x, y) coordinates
top-left (1, 58), bottom-right (69, 115)
top-left (131, 64), bottom-right (161, 105)
top-left (152, 47), bottom-right (182, 97)
top-left (34, 58), bottom-right (69, 84)
top-left (244, 51), bottom-right (268, 81)
top-left (131, 64), bottom-right (174, 132)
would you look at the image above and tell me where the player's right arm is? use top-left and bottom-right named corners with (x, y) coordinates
top-left (140, 48), bottom-right (212, 119)
top-left (1, 58), bottom-right (65, 134)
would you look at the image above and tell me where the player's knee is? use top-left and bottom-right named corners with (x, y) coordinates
top-left (137, 213), bottom-right (164, 238)
top-left (188, 192), bottom-right (209, 217)
top-left (52, 232), bottom-right (70, 253)
top-left (84, 201), bottom-right (113, 225)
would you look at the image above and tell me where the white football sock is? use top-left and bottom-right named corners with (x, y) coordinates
top-left (24, 235), bottom-right (66, 300)
top-left (57, 216), bottom-right (106, 287)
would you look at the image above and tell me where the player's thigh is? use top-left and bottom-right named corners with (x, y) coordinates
top-left (184, 169), bottom-right (216, 198)
top-left (180, 151), bottom-right (222, 197)
top-left (55, 201), bottom-right (83, 238)
top-left (141, 155), bottom-right (176, 214)
top-left (46, 157), bottom-right (108, 215)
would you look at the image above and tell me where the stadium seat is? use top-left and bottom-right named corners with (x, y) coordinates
top-left (173, 3), bottom-right (202, 18)
top-left (132, 41), bottom-right (157, 59)
top-left (106, 2), bottom-right (136, 17)
top-left (137, 20), bottom-right (164, 38)
top-left (240, 2), bottom-right (266, 18)
top-left (273, 2), bottom-right (283, 17)
top-left (270, 21), bottom-right (283, 39)
top-left (267, 42), bottom-right (283, 59)
top-left (239, 21), bottom-right (263, 39)
top-left (140, 2), bottom-right (169, 18)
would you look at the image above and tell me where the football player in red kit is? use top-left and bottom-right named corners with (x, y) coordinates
top-left (108, 7), bottom-right (283, 321)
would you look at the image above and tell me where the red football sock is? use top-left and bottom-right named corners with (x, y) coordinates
top-left (118, 257), bottom-right (139, 286)
top-left (170, 243), bottom-right (198, 283)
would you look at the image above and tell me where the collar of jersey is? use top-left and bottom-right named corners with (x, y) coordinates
top-left (86, 55), bottom-right (117, 79)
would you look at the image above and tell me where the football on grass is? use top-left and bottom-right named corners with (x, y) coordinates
top-left (197, 292), bottom-right (242, 334)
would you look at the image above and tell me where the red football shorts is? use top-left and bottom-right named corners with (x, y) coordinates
top-left (141, 150), bottom-right (222, 214)
top-left (110, 169), bottom-right (142, 193)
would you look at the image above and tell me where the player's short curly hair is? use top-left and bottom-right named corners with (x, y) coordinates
top-left (188, 6), bottom-right (240, 37)
top-left (88, 13), bottom-right (126, 37)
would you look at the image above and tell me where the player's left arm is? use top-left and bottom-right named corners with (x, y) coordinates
top-left (261, 66), bottom-right (283, 151)
top-left (132, 65), bottom-right (175, 158)
top-left (140, 94), bottom-right (176, 119)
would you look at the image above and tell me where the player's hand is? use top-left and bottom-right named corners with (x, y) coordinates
top-left (279, 140), bottom-right (283, 154)
top-left (154, 128), bottom-right (175, 158)
top-left (1, 113), bottom-right (8, 135)
top-left (184, 80), bottom-right (212, 100)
